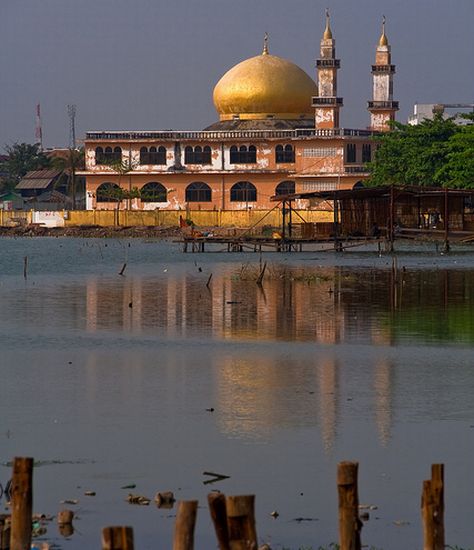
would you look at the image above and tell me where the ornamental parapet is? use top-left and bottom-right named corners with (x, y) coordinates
top-left (85, 127), bottom-right (375, 141)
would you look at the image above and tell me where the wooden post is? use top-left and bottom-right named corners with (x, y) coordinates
top-left (389, 185), bottom-right (395, 252)
top-left (1, 516), bottom-right (11, 550)
top-left (421, 464), bottom-right (445, 550)
top-left (337, 461), bottom-right (362, 550)
top-left (102, 526), bottom-right (134, 550)
top-left (173, 500), bottom-right (198, 550)
top-left (10, 457), bottom-right (33, 550)
top-left (226, 495), bottom-right (257, 550)
top-left (208, 493), bottom-right (230, 550)
top-left (443, 188), bottom-right (450, 253)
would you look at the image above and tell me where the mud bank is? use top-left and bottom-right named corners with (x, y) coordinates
top-left (0, 225), bottom-right (182, 238)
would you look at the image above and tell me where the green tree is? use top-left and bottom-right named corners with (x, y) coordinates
top-left (368, 116), bottom-right (459, 187)
top-left (0, 142), bottom-right (50, 191)
top-left (50, 148), bottom-right (85, 208)
top-left (435, 114), bottom-right (474, 188)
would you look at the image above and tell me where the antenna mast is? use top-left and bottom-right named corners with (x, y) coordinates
top-left (35, 103), bottom-right (43, 150)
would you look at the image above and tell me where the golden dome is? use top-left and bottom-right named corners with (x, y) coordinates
top-left (213, 51), bottom-right (317, 121)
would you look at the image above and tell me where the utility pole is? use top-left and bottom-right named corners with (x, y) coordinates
top-left (67, 105), bottom-right (77, 209)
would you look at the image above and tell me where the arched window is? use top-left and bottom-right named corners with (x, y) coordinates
top-left (140, 146), bottom-right (167, 165)
top-left (184, 146), bottom-right (212, 165)
top-left (113, 147), bottom-right (122, 162)
top-left (275, 144), bottom-right (295, 163)
top-left (140, 146), bottom-right (148, 165)
top-left (140, 182), bottom-right (167, 202)
top-left (95, 147), bottom-right (105, 164)
top-left (230, 145), bottom-right (239, 164)
top-left (185, 182), bottom-right (212, 202)
top-left (184, 146), bottom-right (194, 164)
top-left (275, 180), bottom-right (295, 196)
top-left (96, 182), bottom-right (122, 202)
top-left (230, 181), bottom-right (257, 202)
top-left (96, 146), bottom-right (122, 165)
top-left (229, 145), bottom-right (257, 164)
top-left (203, 145), bottom-right (212, 164)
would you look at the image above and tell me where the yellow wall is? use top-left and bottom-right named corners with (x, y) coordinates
top-left (0, 209), bottom-right (333, 228)
top-left (66, 209), bottom-right (332, 227)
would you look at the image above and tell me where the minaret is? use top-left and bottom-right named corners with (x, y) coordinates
top-left (368, 17), bottom-right (399, 131)
top-left (313, 10), bottom-right (343, 129)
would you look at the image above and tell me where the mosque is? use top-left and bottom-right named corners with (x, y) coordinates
top-left (81, 13), bottom-right (398, 211)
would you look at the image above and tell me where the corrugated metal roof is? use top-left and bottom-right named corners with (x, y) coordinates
top-left (16, 170), bottom-right (62, 190)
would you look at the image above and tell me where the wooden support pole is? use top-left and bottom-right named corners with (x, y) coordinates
top-left (421, 464), bottom-right (445, 550)
top-left (0, 516), bottom-right (11, 550)
top-left (102, 526), bottom-right (134, 550)
top-left (208, 493), bottom-right (230, 550)
top-left (226, 495), bottom-right (257, 550)
top-left (10, 457), bottom-right (33, 550)
top-left (173, 500), bottom-right (198, 550)
top-left (444, 188), bottom-right (450, 253)
top-left (337, 461), bottom-right (362, 550)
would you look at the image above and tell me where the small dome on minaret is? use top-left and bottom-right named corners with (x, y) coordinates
top-left (323, 8), bottom-right (333, 40)
top-left (379, 16), bottom-right (388, 46)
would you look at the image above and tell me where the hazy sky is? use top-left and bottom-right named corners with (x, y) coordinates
top-left (0, 0), bottom-right (473, 148)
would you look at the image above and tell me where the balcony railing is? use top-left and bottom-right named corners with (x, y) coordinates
top-left (371, 64), bottom-right (396, 73)
top-left (367, 100), bottom-right (399, 110)
top-left (344, 165), bottom-right (370, 174)
top-left (316, 59), bottom-right (341, 68)
top-left (311, 97), bottom-right (344, 107)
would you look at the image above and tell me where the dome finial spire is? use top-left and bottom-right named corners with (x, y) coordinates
top-left (379, 15), bottom-right (388, 46)
top-left (323, 8), bottom-right (333, 40)
top-left (262, 32), bottom-right (269, 55)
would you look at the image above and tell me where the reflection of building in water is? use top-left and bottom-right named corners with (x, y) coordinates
top-left (373, 359), bottom-right (393, 446)
top-left (83, 267), bottom-right (394, 344)
top-left (215, 354), bottom-right (339, 450)
top-left (318, 357), bottom-right (339, 452)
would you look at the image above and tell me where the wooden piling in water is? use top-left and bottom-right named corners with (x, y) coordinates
top-left (23, 257), bottom-right (28, 280)
top-left (173, 500), bottom-right (198, 550)
top-left (0, 516), bottom-right (11, 550)
top-left (10, 457), bottom-right (33, 550)
top-left (421, 464), bottom-right (445, 550)
top-left (208, 493), bottom-right (229, 550)
top-left (102, 526), bottom-right (134, 550)
top-left (337, 461), bottom-right (362, 550)
top-left (226, 495), bottom-right (258, 550)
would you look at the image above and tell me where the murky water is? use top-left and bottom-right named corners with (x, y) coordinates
top-left (1, 238), bottom-right (474, 549)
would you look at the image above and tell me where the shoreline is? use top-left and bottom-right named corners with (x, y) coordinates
top-left (0, 224), bottom-right (182, 238)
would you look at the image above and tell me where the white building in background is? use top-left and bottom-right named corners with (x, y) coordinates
top-left (408, 103), bottom-right (474, 125)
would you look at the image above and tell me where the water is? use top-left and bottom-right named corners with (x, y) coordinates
top-left (1, 237), bottom-right (474, 549)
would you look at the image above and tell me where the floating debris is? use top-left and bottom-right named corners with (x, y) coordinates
top-left (120, 484), bottom-right (136, 490)
top-left (127, 494), bottom-right (151, 505)
top-left (155, 491), bottom-right (175, 509)
top-left (203, 471), bottom-right (230, 485)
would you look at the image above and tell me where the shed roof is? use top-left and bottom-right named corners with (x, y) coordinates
top-left (271, 186), bottom-right (474, 202)
top-left (15, 170), bottom-right (62, 190)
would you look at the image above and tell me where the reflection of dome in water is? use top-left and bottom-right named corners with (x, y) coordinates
top-left (213, 48), bottom-right (317, 122)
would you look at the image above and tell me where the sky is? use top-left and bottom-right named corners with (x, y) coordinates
top-left (0, 0), bottom-right (473, 149)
